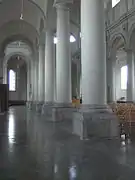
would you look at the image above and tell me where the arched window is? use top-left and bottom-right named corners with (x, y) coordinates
top-left (9, 70), bottom-right (16, 91)
top-left (112, 0), bottom-right (120, 8)
top-left (121, 65), bottom-right (127, 90)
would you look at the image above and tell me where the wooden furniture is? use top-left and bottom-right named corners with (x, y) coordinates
top-left (110, 102), bottom-right (135, 137)
top-left (0, 84), bottom-right (9, 113)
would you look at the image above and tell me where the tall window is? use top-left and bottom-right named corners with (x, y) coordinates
top-left (9, 70), bottom-right (16, 91)
top-left (121, 65), bottom-right (127, 90)
top-left (112, 0), bottom-right (120, 8)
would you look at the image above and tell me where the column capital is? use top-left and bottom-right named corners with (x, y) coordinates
top-left (39, 44), bottom-right (45, 50)
top-left (54, 0), bottom-right (73, 10)
top-left (46, 28), bottom-right (54, 35)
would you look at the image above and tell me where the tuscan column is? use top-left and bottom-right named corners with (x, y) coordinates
top-left (81, 0), bottom-right (106, 105)
top-left (107, 50), bottom-right (117, 102)
top-left (38, 45), bottom-right (45, 102)
top-left (72, 0), bottom-right (119, 139)
top-left (54, 0), bottom-right (72, 104)
top-left (31, 60), bottom-right (35, 101)
top-left (127, 50), bottom-right (134, 101)
top-left (0, 53), bottom-right (4, 84)
top-left (44, 30), bottom-right (54, 103)
top-left (33, 54), bottom-right (39, 103)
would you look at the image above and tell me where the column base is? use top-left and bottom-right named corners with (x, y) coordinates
top-left (42, 103), bottom-right (75, 122)
top-left (72, 105), bottom-right (120, 140)
top-left (42, 102), bottom-right (54, 121)
top-left (52, 103), bottom-right (74, 122)
top-left (30, 101), bottom-right (37, 111)
top-left (36, 102), bottom-right (44, 113)
top-left (26, 101), bottom-right (33, 110)
top-left (26, 101), bottom-right (36, 111)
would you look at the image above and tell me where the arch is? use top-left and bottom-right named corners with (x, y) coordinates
top-left (39, 18), bottom-right (45, 33)
top-left (3, 52), bottom-right (33, 100)
top-left (0, 0), bottom-right (46, 33)
top-left (2, 34), bottom-right (34, 53)
top-left (0, 20), bottom-right (39, 38)
top-left (3, 52), bottom-right (32, 67)
top-left (110, 33), bottom-right (126, 49)
top-left (0, 20), bottom-right (39, 53)
top-left (128, 23), bottom-right (135, 49)
top-left (6, 54), bottom-right (29, 101)
top-left (108, 33), bottom-right (126, 59)
top-left (28, 0), bottom-right (46, 21)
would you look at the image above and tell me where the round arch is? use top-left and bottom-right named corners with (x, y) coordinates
top-left (2, 35), bottom-right (34, 54)
top-left (3, 52), bottom-right (33, 101)
top-left (110, 33), bottom-right (126, 49)
top-left (3, 52), bottom-right (32, 66)
top-left (108, 33), bottom-right (127, 60)
top-left (0, 20), bottom-right (39, 54)
top-left (128, 23), bottom-right (135, 51)
top-left (3, 52), bottom-right (32, 83)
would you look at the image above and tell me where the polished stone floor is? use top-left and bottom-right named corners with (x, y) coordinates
top-left (0, 107), bottom-right (135, 180)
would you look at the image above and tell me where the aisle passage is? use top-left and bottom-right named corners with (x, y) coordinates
top-left (0, 107), bottom-right (135, 180)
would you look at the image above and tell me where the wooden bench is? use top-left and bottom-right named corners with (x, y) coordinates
top-left (110, 102), bottom-right (135, 137)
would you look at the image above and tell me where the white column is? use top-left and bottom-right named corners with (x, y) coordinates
top-left (31, 60), bottom-right (35, 101)
top-left (33, 59), bottom-right (38, 101)
top-left (0, 54), bottom-right (4, 84)
top-left (55, 2), bottom-right (72, 104)
top-left (127, 50), bottom-right (134, 101)
top-left (44, 30), bottom-right (54, 103)
top-left (38, 45), bottom-right (45, 102)
top-left (27, 61), bottom-right (30, 101)
top-left (81, 0), bottom-right (106, 105)
top-left (107, 51), bottom-right (117, 102)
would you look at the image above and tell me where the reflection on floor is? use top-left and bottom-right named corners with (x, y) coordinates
top-left (0, 107), bottom-right (135, 179)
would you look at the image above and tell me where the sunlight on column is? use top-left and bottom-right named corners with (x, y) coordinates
top-left (8, 114), bottom-right (15, 144)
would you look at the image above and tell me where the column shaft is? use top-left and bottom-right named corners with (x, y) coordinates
top-left (38, 46), bottom-right (45, 101)
top-left (127, 50), bottom-right (134, 101)
top-left (81, 0), bottom-right (106, 105)
top-left (56, 4), bottom-right (71, 104)
top-left (45, 30), bottom-right (54, 103)
top-left (34, 60), bottom-right (38, 101)
top-left (107, 51), bottom-right (117, 102)
top-left (0, 55), bottom-right (4, 84)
